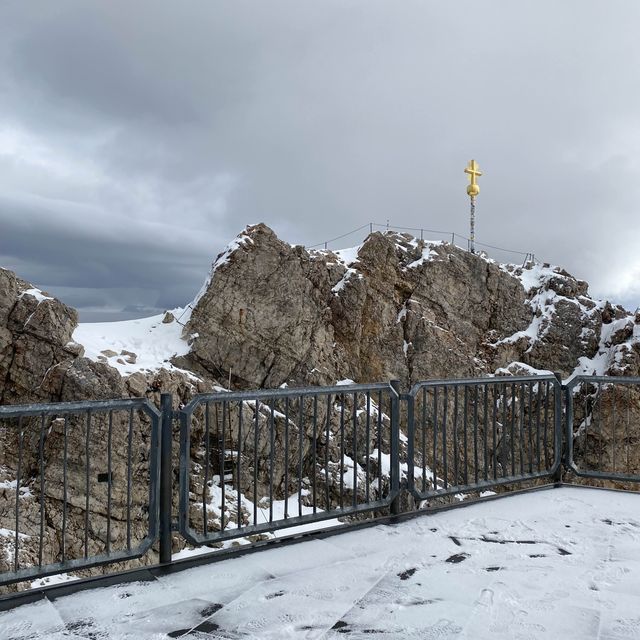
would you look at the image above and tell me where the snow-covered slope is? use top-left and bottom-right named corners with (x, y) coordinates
top-left (72, 308), bottom-right (193, 377)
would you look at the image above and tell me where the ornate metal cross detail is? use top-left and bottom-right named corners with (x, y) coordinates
top-left (464, 159), bottom-right (482, 197)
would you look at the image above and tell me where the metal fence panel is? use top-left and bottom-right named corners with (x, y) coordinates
top-left (178, 383), bottom-right (400, 546)
top-left (0, 398), bottom-right (161, 587)
top-left (565, 375), bottom-right (640, 483)
top-left (406, 376), bottom-right (562, 501)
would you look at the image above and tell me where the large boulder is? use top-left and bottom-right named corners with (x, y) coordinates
top-left (0, 268), bottom-right (79, 404)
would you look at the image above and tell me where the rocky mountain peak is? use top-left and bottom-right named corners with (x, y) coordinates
top-left (183, 224), bottom-right (640, 389)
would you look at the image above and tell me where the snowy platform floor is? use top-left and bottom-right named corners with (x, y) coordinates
top-left (2, 486), bottom-right (640, 639)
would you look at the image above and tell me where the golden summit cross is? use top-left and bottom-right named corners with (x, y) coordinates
top-left (464, 159), bottom-right (482, 197)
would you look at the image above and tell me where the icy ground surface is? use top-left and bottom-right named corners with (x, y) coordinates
top-left (2, 487), bottom-right (640, 639)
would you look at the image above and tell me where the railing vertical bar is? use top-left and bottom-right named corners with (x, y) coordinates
top-left (377, 390), bottom-right (383, 497)
top-left (237, 401), bottom-right (243, 525)
top-left (544, 381), bottom-right (550, 468)
top-left (583, 388), bottom-right (589, 468)
top-left (510, 383), bottom-right (516, 476)
top-left (626, 385), bottom-right (631, 473)
top-left (432, 386), bottom-right (438, 491)
top-left (501, 384), bottom-right (508, 479)
top-left (204, 402), bottom-right (210, 534)
top-left (527, 382), bottom-right (534, 473)
top-left (312, 395), bottom-right (318, 514)
top-left (612, 387), bottom-right (617, 473)
top-left (62, 416), bottom-right (68, 562)
top-left (518, 383), bottom-right (525, 475)
top-left (421, 387), bottom-right (427, 492)
top-left (325, 394), bottom-right (331, 509)
top-left (254, 400), bottom-right (259, 525)
top-left (463, 386), bottom-right (469, 485)
top-left (482, 385), bottom-right (489, 482)
top-left (221, 400), bottom-right (228, 529)
top-left (390, 380), bottom-right (400, 515)
top-left (365, 392), bottom-right (371, 503)
top-left (126, 407), bottom-right (133, 551)
top-left (269, 399), bottom-right (275, 522)
top-left (106, 412), bottom-right (113, 555)
top-left (352, 392), bottom-right (358, 507)
top-left (339, 394), bottom-right (345, 510)
top-left (442, 386), bottom-right (448, 489)
top-left (298, 398), bottom-right (304, 518)
top-left (453, 386), bottom-right (459, 486)
top-left (473, 386), bottom-right (479, 485)
top-left (407, 389), bottom-right (415, 497)
top-left (38, 414), bottom-right (45, 568)
top-left (492, 385), bottom-right (498, 480)
top-left (597, 382), bottom-right (603, 471)
top-left (14, 417), bottom-right (23, 572)
top-left (84, 409), bottom-right (91, 560)
top-left (159, 395), bottom-right (173, 564)
top-left (535, 381), bottom-right (542, 472)
top-left (284, 397), bottom-right (290, 520)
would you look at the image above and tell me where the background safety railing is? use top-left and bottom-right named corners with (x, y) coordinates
top-left (406, 376), bottom-right (563, 500)
top-left (565, 375), bottom-right (640, 483)
top-left (178, 383), bottom-right (400, 546)
top-left (0, 398), bottom-right (160, 587)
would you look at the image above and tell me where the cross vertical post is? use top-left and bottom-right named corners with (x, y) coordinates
top-left (470, 196), bottom-right (476, 254)
top-left (464, 159), bottom-right (482, 254)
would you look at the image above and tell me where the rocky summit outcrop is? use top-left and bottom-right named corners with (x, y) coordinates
top-left (184, 223), bottom-right (640, 387)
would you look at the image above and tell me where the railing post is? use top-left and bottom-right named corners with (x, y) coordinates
top-left (159, 393), bottom-right (173, 563)
top-left (389, 379), bottom-right (402, 516)
top-left (553, 372), bottom-right (564, 486)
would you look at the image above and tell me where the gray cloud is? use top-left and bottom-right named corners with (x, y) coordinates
top-left (1, 1), bottom-right (640, 320)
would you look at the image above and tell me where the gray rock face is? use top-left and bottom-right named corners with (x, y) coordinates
top-left (186, 224), bottom-right (636, 386)
top-left (186, 225), bottom-right (536, 389)
top-left (0, 268), bottom-right (79, 405)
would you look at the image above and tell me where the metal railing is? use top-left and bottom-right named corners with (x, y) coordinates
top-left (565, 375), bottom-right (640, 483)
top-left (406, 376), bottom-right (562, 501)
top-left (0, 374), bottom-right (638, 593)
top-left (0, 398), bottom-right (160, 587)
top-left (178, 383), bottom-right (400, 546)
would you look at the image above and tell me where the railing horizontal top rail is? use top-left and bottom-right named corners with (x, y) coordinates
top-left (565, 374), bottom-right (640, 389)
top-left (182, 381), bottom-right (398, 413)
top-left (409, 374), bottom-right (560, 396)
top-left (0, 396), bottom-right (161, 418)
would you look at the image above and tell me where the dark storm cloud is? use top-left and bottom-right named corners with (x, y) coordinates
top-left (1, 0), bottom-right (640, 320)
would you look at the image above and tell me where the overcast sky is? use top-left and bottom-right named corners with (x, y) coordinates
top-left (1, 1), bottom-right (639, 321)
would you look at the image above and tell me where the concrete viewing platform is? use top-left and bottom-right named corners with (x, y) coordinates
top-left (1, 486), bottom-right (639, 639)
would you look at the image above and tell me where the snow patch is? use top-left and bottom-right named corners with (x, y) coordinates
top-left (19, 288), bottom-right (53, 303)
top-left (73, 310), bottom-right (194, 377)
